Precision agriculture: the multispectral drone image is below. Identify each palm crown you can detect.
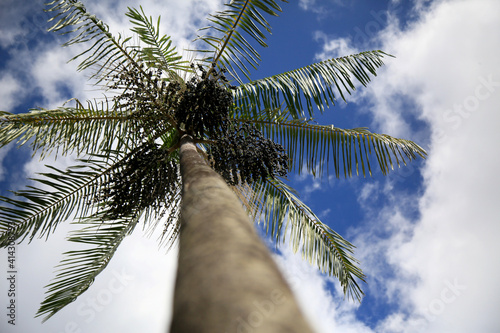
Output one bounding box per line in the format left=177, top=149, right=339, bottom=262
left=0, top=0, right=426, bottom=321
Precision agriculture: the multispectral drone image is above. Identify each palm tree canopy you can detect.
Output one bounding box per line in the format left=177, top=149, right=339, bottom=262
left=0, top=0, right=426, bottom=321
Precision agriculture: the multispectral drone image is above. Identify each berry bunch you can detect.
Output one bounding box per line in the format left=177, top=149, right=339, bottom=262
left=95, top=143, right=178, bottom=218
left=173, top=65, right=232, bottom=138
left=110, top=65, right=173, bottom=136
left=111, top=65, right=166, bottom=113
left=209, top=123, right=289, bottom=185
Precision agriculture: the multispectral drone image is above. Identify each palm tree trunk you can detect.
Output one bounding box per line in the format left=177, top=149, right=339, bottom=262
left=169, top=134, right=314, bottom=333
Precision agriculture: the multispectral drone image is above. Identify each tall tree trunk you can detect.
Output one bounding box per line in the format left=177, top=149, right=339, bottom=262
left=169, top=134, right=314, bottom=333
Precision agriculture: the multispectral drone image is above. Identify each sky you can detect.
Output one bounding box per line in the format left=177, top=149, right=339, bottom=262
left=1, top=0, right=499, bottom=332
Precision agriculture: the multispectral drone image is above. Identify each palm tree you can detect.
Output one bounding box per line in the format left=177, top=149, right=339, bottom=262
left=0, top=0, right=426, bottom=332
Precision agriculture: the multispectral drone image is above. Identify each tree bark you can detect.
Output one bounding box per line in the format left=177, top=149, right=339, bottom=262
left=169, top=134, right=314, bottom=333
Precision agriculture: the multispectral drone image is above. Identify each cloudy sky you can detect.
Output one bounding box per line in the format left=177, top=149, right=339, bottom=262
left=1, top=0, right=500, bottom=332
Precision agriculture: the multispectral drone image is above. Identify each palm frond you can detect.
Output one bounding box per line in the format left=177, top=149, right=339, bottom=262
left=239, top=178, right=365, bottom=301
left=46, top=0, right=141, bottom=82
left=125, top=6, right=190, bottom=77
left=0, top=101, right=143, bottom=159
left=0, top=155, right=117, bottom=247
left=240, top=118, right=426, bottom=178
left=233, top=50, right=391, bottom=118
left=36, top=212, right=140, bottom=321
left=196, top=0, right=286, bottom=81
left=32, top=146, right=183, bottom=320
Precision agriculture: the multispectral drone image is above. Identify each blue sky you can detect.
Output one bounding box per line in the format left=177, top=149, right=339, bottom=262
left=1, top=0, right=500, bottom=332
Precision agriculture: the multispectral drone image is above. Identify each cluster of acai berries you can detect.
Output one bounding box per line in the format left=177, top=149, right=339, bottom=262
left=95, top=143, right=178, bottom=219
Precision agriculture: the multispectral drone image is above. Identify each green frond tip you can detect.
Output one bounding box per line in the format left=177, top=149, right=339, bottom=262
left=0, top=102, right=141, bottom=159
left=237, top=118, right=426, bottom=179
left=233, top=50, right=391, bottom=119
left=0, top=160, right=109, bottom=247
left=45, top=0, right=142, bottom=82
left=0, top=148, right=146, bottom=246
left=125, top=6, right=190, bottom=76
left=241, top=178, right=366, bottom=301
left=36, top=213, right=139, bottom=321
left=196, top=0, right=287, bottom=82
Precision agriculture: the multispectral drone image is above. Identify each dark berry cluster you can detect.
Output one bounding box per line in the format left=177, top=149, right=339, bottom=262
left=111, top=65, right=166, bottom=113
left=95, top=143, right=178, bottom=218
left=208, top=123, right=289, bottom=185
left=109, top=65, right=174, bottom=137
left=173, top=64, right=232, bottom=138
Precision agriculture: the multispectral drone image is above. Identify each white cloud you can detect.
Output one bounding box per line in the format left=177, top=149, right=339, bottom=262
left=0, top=146, right=12, bottom=182
left=31, top=46, right=89, bottom=107
left=0, top=73, right=21, bottom=111
left=293, top=165, right=326, bottom=198
left=313, top=32, right=359, bottom=60
left=357, top=181, right=380, bottom=204
left=299, top=0, right=348, bottom=13
left=83, top=0, right=224, bottom=55
left=318, top=208, right=331, bottom=219
left=0, top=221, right=178, bottom=332
left=309, top=0, right=500, bottom=332
left=299, top=0, right=319, bottom=11
left=351, top=0, right=499, bottom=332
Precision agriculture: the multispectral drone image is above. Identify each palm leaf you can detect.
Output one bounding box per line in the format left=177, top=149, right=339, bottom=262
left=125, top=6, right=190, bottom=77
left=36, top=212, right=140, bottom=321
left=33, top=147, right=182, bottom=320
left=1, top=145, right=181, bottom=320
left=0, top=101, right=143, bottom=159
left=238, top=178, right=365, bottom=301
left=0, top=155, right=118, bottom=246
left=45, top=0, right=186, bottom=119
left=233, top=50, right=391, bottom=118
left=46, top=0, right=142, bottom=82
left=242, top=118, right=427, bottom=178
left=196, top=0, right=286, bottom=81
